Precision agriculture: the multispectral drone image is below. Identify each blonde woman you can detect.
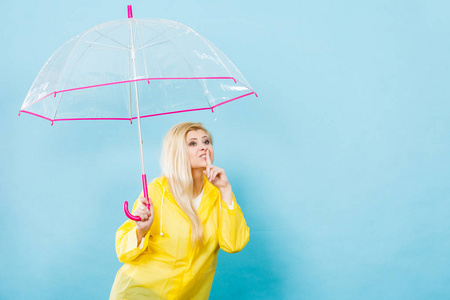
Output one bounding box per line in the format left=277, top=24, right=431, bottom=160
left=110, top=122, right=250, bottom=299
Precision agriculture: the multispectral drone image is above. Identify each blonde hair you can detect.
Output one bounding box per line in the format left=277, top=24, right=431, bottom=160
left=160, top=122, right=213, bottom=244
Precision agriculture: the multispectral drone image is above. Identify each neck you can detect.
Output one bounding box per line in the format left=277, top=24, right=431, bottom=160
left=192, top=168, right=204, bottom=197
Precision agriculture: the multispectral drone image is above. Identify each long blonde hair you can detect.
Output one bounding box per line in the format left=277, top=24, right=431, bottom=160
left=160, top=122, right=213, bottom=244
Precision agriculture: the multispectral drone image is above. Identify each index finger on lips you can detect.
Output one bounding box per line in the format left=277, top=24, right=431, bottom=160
left=206, top=149, right=212, bottom=167
left=206, top=149, right=212, bottom=179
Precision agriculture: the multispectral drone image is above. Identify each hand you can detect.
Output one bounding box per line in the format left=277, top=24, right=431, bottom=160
left=135, top=196, right=154, bottom=235
left=203, top=149, right=230, bottom=189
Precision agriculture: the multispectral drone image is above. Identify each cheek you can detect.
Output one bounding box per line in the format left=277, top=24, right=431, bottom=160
left=188, top=148, right=197, bottom=163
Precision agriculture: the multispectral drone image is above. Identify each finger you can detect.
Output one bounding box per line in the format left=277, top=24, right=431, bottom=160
left=140, top=197, right=148, bottom=206
left=140, top=196, right=152, bottom=210
left=137, top=205, right=149, bottom=219
left=206, top=150, right=212, bottom=178
left=207, top=168, right=213, bottom=181
left=210, top=169, right=218, bottom=181
left=206, top=149, right=212, bottom=167
left=209, top=166, right=220, bottom=180
left=203, top=170, right=210, bottom=182
left=142, top=209, right=149, bottom=221
left=136, top=210, right=146, bottom=222
left=148, top=204, right=154, bottom=218
left=216, top=167, right=224, bottom=175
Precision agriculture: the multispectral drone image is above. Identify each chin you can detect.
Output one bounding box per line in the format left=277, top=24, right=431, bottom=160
left=192, top=164, right=207, bottom=170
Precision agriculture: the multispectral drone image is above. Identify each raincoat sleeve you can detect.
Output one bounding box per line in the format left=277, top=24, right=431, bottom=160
left=218, top=193, right=250, bottom=253
left=115, top=194, right=151, bottom=263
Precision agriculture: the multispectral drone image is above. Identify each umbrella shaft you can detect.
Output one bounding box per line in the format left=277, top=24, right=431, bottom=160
left=134, top=81, right=145, bottom=175
left=129, top=19, right=146, bottom=176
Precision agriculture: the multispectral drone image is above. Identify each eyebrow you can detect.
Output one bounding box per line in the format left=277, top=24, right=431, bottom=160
left=187, top=136, right=209, bottom=142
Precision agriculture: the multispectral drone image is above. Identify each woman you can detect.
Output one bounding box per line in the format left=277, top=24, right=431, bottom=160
left=110, top=122, right=250, bottom=299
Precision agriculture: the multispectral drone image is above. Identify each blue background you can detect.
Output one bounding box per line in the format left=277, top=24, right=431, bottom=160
left=2, top=0, right=450, bottom=299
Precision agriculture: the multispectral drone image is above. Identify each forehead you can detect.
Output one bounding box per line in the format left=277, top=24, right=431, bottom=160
left=186, top=129, right=208, bottom=140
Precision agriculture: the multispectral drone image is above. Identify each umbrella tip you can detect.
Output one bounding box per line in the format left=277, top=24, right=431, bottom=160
left=127, top=5, right=133, bottom=18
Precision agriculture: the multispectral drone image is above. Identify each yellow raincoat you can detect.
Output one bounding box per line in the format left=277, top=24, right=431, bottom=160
left=110, top=176, right=250, bottom=299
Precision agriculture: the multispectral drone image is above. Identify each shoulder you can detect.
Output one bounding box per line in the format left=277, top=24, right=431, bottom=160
left=149, top=175, right=167, bottom=189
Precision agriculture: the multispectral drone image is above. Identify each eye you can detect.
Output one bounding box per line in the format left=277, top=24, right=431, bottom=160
left=188, top=141, right=197, bottom=146
left=204, top=140, right=210, bottom=145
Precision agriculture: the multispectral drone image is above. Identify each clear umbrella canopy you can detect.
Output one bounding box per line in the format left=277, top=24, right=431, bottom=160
left=20, top=18, right=256, bottom=122
left=19, top=6, right=257, bottom=220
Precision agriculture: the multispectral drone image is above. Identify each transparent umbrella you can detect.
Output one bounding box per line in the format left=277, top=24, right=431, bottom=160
left=19, top=5, right=257, bottom=220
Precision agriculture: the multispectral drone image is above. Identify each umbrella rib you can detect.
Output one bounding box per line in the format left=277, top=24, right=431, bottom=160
left=135, top=19, right=170, bottom=117
left=52, top=91, right=64, bottom=121
left=82, top=41, right=129, bottom=51
left=57, top=23, right=128, bottom=103
left=191, top=29, right=234, bottom=78
left=162, top=31, right=213, bottom=111
left=136, top=32, right=189, bottom=51
left=41, top=23, right=129, bottom=121
left=136, top=24, right=174, bottom=50
left=24, top=22, right=128, bottom=112
left=233, top=78, right=256, bottom=94
left=136, top=20, right=150, bottom=79
left=135, top=23, right=172, bottom=104
left=92, top=29, right=130, bottom=50
left=52, top=32, right=91, bottom=102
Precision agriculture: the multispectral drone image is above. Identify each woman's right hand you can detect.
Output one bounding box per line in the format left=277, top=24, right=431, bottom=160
left=135, top=197, right=154, bottom=236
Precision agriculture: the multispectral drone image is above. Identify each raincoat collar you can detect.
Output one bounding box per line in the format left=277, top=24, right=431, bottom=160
left=155, top=175, right=218, bottom=221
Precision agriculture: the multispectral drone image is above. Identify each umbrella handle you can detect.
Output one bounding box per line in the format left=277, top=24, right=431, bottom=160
left=124, top=174, right=152, bottom=221
left=124, top=201, right=141, bottom=221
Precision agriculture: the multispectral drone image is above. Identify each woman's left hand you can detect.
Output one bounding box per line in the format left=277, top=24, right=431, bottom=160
left=203, top=149, right=230, bottom=189
left=204, top=149, right=234, bottom=207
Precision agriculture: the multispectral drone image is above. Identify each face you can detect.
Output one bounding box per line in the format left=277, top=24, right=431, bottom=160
left=186, top=129, right=214, bottom=169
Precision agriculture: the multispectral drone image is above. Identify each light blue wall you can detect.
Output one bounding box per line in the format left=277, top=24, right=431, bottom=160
left=2, top=1, right=450, bottom=299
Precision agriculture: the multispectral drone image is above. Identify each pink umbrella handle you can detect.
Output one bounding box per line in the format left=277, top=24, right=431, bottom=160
left=124, top=174, right=151, bottom=221
left=124, top=201, right=141, bottom=221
